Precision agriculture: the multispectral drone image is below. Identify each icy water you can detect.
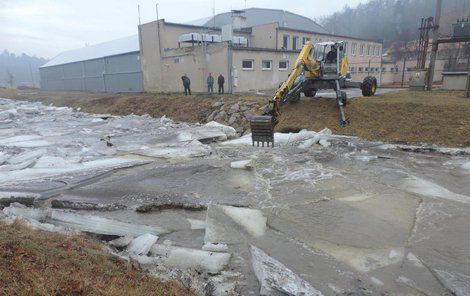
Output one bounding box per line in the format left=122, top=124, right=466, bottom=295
left=1, top=98, right=470, bottom=295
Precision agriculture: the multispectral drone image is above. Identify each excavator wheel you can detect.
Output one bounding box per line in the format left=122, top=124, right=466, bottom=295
left=361, top=76, right=377, bottom=96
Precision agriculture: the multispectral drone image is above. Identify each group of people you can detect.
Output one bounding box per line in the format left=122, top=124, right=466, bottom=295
left=180, top=73, right=225, bottom=95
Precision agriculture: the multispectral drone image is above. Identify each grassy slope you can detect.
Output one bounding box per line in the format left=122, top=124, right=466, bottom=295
left=0, top=88, right=469, bottom=147
left=277, top=90, right=470, bottom=147
left=0, top=222, right=193, bottom=296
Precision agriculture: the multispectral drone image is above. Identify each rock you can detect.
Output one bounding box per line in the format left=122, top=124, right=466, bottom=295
left=239, top=105, right=249, bottom=112
left=228, top=103, right=239, bottom=114
left=227, top=114, right=238, bottom=125
left=207, top=110, right=218, bottom=122
left=149, top=244, right=231, bottom=274
left=51, top=200, right=126, bottom=211
left=230, top=159, right=253, bottom=170
left=214, top=110, right=227, bottom=121
left=251, top=245, right=323, bottom=296
left=128, top=233, right=159, bottom=256
left=108, top=236, right=133, bottom=248
left=212, top=102, right=223, bottom=108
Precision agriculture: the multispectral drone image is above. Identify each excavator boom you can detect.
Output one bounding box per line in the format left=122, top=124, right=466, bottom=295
left=250, top=43, right=316, bottom=147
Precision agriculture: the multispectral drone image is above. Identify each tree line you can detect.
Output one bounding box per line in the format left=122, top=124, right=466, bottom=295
left=0, top=50, right=48, bottom=88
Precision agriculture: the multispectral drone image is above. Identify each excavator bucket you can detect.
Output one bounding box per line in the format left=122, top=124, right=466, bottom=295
left=250, top=116, right=275, bottom=147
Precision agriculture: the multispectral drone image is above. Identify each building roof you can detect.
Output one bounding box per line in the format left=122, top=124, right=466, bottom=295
left=192, top=8, right=329, bottom=34
left=41, top=35, right=139, bottom=68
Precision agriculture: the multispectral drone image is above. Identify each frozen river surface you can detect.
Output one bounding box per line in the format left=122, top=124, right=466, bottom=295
left=1, top=98, right=470, bottom=295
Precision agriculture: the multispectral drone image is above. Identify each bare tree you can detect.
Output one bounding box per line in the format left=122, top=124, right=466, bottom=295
left=5, top=70, right=14, bottom=88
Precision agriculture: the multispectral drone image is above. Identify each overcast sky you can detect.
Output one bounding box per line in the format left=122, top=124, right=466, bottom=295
left=0, top=0, right=367, bottom=58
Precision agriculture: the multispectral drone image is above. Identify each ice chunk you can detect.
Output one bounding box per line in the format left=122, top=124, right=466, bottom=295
left=230, top=159, right=253, bottom=170
left=319, top=138, right=331, bottom=148
left=434, top=269, right=470, bottom=296
left=187, top=218, right=206, bottom=230
left=462, top=162, right=470, bottom=172
left=338, top=194, right=373, bottom=202
left=121, top=140, right=211, bottom=159
left=204, top=121, right=237, bottom=139
left=6, top=149, right=47, bottom=164
left=313, top=240, right=404, bottom=272
left=2, top=204, right=166, bottom=236
left=49, top=211, right=165, bottom=237
left=402, top=176, right=470, bottom=204
left=0, top=158, right=37, bottom=171
left=3, top=203, right=49, bottom=221
left=370, top=277, right=384, bottom=286
left=202, top=243, right=228, bottom=252
left=108, top=236, right=133, bottom=248
left=251, top=245, right=323, bottom=296
left=150, top=244, right=230, bottom=274
left=220, top=205, right=266, bottom=238
left=127, top=233, right=159, bottom=256
left=406, top=252, right=424, bottom=268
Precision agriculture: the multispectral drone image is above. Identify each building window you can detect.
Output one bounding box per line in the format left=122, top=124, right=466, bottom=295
left=302, top=37, right=311, bottom=45
left=282, top=35, right=289, bottom=50
left=406, top=67, right=413, bottom=72
left=367, top=45, right=372, bottom=56
left=358, top=67, right=363, bottom=72
left=365, top=67, right=369, bottom=72
left=382, top=67, right=386, bottom=72
left=375, top=46, right=380, bottom=56
left=261, top=60, right=272, bottom=70
left=174, top=58, right=180, bottom=63
left=350, top=66, right=356, bottom=73
left=375, top=67, right=379, bottom=72
left=293, top=36, right=299, bottom=50
left=351, top=43, right=357, bottom=56
left=390, top=67, right=395, bottom=72
left=242, top=59, right=254, bottom=70
left=343, top=42, right=348, bottom=55
left=279, top=60, right=289, bottom=71
left=359, top=44, right=365, bottom=56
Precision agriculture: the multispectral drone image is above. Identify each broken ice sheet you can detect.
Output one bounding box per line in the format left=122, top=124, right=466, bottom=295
left=251, top=245, right=323, bottom=296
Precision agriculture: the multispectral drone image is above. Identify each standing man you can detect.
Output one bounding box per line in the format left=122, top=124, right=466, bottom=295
left=181, top=74, right=191, bottom=95
left=207, top=73, right=214, bottom=93
left=217, top=73, right=225, bottom=94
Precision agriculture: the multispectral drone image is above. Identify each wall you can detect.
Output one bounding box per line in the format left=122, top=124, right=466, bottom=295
left=442, top=72, right=469, bottom=90
left=250, top=23, right=278, bottom=49
left=232, top=48, right=298, bottom=91
left=40, top=52, right=143, bottom=92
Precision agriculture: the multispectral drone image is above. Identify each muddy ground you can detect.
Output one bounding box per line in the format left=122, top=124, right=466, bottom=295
left=1, top=88, right=469, bottom=147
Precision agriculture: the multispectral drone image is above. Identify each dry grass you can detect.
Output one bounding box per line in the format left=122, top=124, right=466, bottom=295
left=1, top=88, right=469, bottom=147
left=277, top=90, right=470, bottom=147
left=0, top=221, right=194, bottom=296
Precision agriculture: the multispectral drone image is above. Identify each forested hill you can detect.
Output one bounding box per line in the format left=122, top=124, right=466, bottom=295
left=319, top=0, right=470, bottom=47
left=0, top=50, right=48, bottom=88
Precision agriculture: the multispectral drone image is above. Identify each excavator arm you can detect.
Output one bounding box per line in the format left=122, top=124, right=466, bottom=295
left=250, top=42, right=318, bottom=147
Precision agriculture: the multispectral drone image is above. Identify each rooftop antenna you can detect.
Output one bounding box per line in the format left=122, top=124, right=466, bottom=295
left=138, top=4, right=141, bottom=25
left=156, top=3, right=159, bottom=20
left=213, top=0, right=215, bottom=28
left=245, top=0, right=247, bottom=9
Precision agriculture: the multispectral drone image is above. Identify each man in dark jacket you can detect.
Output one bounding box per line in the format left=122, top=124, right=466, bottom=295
left=181, top=74, right=191, bottom=95
left=207, top=73, right=214, bottom=93
left=217, top=74, right=225, bottom=94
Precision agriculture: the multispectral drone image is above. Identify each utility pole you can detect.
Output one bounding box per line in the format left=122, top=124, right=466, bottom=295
left=427, top=0, right=442, bottom=91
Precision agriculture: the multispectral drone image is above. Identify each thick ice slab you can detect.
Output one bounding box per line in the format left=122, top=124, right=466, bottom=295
left=251, top=245, right=323, bottom=296
left=149, top=244, right=231, bottom=274
left=127, top=233, right=159, bottom=256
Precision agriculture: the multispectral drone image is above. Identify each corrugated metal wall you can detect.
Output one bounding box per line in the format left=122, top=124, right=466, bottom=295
left=39, top=52, right=143, bottom=93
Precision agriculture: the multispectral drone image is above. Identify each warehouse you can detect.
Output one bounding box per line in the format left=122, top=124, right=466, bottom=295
left=39, top=35, right=143, bottom=93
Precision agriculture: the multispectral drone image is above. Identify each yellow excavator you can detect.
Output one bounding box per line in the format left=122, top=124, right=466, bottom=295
left=250, top=41, right=377, bottom=147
